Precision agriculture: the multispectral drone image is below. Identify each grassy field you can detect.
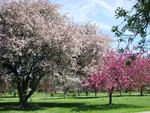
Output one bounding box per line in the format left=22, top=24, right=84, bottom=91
left=0, top=92, right=150, bottom=113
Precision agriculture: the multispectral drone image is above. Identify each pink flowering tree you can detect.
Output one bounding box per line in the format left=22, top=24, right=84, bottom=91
left=83, top=49, right=150, bottom=104
left=82, top=51, right=125, bottom=103
left=129, top=54, right=150, bottom=95
left=83, top=72, right=101, bottom=97
left=81, top=78, right=90, bottom=96
left=100, top=51, right=123, bottom=104
left=100, top=51, right=150, bottom=104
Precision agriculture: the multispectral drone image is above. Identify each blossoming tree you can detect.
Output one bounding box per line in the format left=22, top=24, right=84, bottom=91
left=0, top=0, right=109, bottom=106
left=82, top=50, right=150, bottom=104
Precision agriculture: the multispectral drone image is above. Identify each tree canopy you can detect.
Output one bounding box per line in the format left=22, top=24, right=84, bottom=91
left=0, top=0, right=109, bottom=106
left=112, top=0, right=150, bottom=51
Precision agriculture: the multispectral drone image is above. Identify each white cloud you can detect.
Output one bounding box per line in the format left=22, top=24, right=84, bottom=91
left=53, top=0, right=134, bottom=33
left=116, top=0, right=124, bottom=7
left=77, top=2, right=95, bottom=21
left=76, top=1, right=112, bottom=31
left=88, top=0, right=134, bottom=15
left=90, top=0, right=114, bottom=13
left=97, top=22, right=111, bottom=31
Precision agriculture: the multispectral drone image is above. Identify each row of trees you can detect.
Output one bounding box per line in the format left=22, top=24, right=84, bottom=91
left=0, top=0, right=109, bottom=106
left=82, top=50, right=150, bottom=104
left=1, top=0, right=149, bottom=108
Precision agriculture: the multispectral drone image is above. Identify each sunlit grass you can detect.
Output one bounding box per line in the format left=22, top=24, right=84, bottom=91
left=0, top=92, right=150, bottom=113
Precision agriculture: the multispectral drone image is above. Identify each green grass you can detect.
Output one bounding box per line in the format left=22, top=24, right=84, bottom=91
left=0, top=92, right=150, bottom=113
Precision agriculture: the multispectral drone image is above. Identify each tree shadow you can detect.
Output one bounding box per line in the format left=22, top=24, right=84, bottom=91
left=73, top=94, right=150, bottom=99
left=0, top=102, right=44, bottom=111
left=0, top=102, right=142, bottom=112
left=38, top=97, right=64, bottom=100
left=0, top=96, right=18, bottom=98
left=71, top=103, right=142, bottom=112
left=74, top=96, right=103, bottom=99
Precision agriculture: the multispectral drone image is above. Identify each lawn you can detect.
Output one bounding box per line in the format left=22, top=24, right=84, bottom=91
left=0, top=93, right=150, bottom=113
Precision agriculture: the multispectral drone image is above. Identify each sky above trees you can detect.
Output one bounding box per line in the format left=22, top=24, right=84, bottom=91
left=51, top=0, right=135, bottom=34
left=51, top=0, right=135, bottom=49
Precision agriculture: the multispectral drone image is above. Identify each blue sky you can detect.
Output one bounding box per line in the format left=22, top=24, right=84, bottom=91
left=51, top=0, right=135, bottom=49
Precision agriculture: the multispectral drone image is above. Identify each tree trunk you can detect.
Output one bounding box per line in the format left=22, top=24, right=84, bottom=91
left=3, top=62, right=43, bottom=107
left=77, top=89, right=80, bottom=96
left=50, top=92, right=54, bottom=97
left=119, top=90, right=122, bottom=96
left=64, top=91, right=67, bottom=98
left=17, top=85, right=28, bottom=107
left=140, top=89, right=143, bottom=96
left=109, top=92, right=112, bottom=105
left=94, top=91, right=97, bottom=97
left=19, top=97, right=28, bottom=107
left=14, top=92, right=16, bottom=97
left=17, top=77, right=38, bottom=107
left=17, top=79, right=27, bottom=106
left=129, top=91, right=131, bottom=95
left=85, top=91, right=89, bottom=96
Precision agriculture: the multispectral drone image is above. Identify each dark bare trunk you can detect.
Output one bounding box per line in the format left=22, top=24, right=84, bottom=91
left=17, top=76, right=39, bottom=107
left=119, top=90, right=122, bottom=96
left=64, top=87, right=69, bottom=99
left=85, top=91, right=89, bottom=96
left=64, top=91, right=67, bottom=98
left=17, top=81, right=27, bottom=107
left=50, top=92, right=54, bottom=97
left=140, top=89, right=143, bottom=96
left=77, top=89, right=80, bottom=96
left=129, top=91, right=131, bottom=95
left=3, top=61, right=43, bottom=107
left=94, top=91, right=97, bottom=97
left=109, top=92, right=112, bottom=105
left=19, top=98, right=28, bottom=107
left=14, top=92, right=16, bottom=97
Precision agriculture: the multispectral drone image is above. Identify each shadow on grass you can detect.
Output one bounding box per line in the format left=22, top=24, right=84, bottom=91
left=0, top=102, right=142, bottom=112
left=71, top=103, right=142, bottom=112
left=38, top=97, right=64, bottom=100
left=0, top=96, right=18, bottom=99
left=73, top=94, right=150, bottom=99
left=74, top=96, right=103, bottom=99
left=0, top=102, right=44, bottom=111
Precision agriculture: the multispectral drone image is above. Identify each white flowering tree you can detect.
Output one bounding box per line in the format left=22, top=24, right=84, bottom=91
left=0, top=0, right=73, bottom=106
left=0, top=0, right=110, bottom=106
